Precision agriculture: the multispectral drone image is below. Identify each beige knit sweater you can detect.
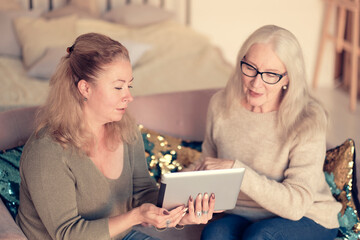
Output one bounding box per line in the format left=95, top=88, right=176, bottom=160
left=201, top=90, right=341, bottom=229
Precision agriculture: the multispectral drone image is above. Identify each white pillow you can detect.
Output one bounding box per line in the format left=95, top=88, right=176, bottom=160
left=27, top=41, right=151, bottom=79
left=102, top=4, right=174, bottom=27
left=27, top=46, right=65, bottom=79
left=120, top=40, right=152, bottom=66
left=14, top=15, right=77, bottom=68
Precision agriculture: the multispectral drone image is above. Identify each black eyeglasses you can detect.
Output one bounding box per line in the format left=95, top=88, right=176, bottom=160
left=240, top=61, right=287, bottom=85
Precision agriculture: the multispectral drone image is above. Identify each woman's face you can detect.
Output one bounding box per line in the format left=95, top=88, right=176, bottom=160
left=241, top=43, right=288, bottom=113
left=84, top=59, right=134, bottom=126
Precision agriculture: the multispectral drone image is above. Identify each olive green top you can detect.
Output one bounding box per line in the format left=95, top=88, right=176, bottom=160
left=16, top=129, right=158, bottom=240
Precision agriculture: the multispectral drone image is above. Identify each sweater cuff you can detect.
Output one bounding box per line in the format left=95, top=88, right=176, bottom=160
left=232, top=159, right=244, bottom=169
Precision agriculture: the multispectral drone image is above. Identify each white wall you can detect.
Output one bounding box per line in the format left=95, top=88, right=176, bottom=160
left=190, top=0, right=336, bottom=88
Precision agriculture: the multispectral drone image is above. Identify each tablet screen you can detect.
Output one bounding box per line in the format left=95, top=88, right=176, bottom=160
left=157, top=168, right=245, bottom=211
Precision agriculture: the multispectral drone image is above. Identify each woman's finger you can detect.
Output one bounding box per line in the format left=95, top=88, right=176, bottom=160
left=195, top=193, right=203, bottom=221
left=168, top=205, right=185, bottom=227
left=159, top=205, right=187, bottom=228
left=187, top=195, right=195, bottom=219
left=194, top=161, right=204, bottom=171
left=202, top=192, right=210, bottom=220
left=208, top=193, right=216, bottom=219
left=170, top=206, right=187, bottom=227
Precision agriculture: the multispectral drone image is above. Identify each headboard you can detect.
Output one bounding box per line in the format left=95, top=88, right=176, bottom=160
left=23, top=0, right=191, bottom=25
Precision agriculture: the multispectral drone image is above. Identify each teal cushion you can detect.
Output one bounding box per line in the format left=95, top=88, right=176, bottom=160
left=0, top=146, right=23, bottom=219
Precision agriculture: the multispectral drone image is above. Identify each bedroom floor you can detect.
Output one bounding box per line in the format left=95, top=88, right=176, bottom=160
left=310, top=86, right=360, bottom=160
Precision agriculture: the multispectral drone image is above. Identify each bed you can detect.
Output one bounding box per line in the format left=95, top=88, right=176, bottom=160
left=0, top=0, right=233, bottom=112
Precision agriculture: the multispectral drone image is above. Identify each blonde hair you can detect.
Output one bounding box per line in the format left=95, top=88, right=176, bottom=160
left=224, top=25, right=327, bottom=138
left=36, top=33, right=138, bottom=154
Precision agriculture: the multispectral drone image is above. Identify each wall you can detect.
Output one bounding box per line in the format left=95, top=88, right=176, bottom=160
left=190, top=0, right=336, bottom=88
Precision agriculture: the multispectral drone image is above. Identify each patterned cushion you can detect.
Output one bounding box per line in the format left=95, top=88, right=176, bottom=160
left=139, top=125, right=201, bottom=183
left=324, top=139, right=360, bottom=239
left=0, top=146, right=23, bottom=219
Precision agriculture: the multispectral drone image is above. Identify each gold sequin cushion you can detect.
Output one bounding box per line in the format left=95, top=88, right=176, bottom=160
left=323, top=139, right=360, bottom=239
left=139, top=125, right=201, bottom=183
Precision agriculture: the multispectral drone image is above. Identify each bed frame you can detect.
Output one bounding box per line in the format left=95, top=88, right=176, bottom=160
left=26, top=0, right=191, bottom=25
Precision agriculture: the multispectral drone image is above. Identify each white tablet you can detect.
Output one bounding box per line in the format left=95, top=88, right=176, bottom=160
left=157, top=168, right=245, bottom=211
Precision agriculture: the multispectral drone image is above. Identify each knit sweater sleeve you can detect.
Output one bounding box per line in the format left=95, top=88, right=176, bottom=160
left=18, top=135, right=110, bottom=240
left=233, top=123, right=330, bottom=221
left=131, top=130, right=159, bottom=207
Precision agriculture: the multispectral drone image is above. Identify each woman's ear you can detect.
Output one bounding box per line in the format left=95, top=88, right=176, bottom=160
left=77, top=79, right=91, bottom=99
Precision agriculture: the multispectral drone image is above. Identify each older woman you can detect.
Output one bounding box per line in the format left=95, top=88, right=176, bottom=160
left=16, top=33, right=215, bottom=240
left=193, top=25, right=341, bottom=239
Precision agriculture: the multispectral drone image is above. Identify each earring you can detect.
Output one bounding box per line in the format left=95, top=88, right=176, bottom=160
left=282, top=85, right=287, bottom=90
left=84, top=97, right=88, bottom=101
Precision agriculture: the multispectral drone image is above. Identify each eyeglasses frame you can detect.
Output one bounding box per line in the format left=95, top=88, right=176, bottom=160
left=240, top=61, right=287, bottom=85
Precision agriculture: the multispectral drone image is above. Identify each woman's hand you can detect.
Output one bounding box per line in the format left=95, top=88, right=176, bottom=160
left=179, top=192, right=216, bottom=225
left=195, top=157, right=235, bottom=171
left=137, top=203, right=186, bottom=229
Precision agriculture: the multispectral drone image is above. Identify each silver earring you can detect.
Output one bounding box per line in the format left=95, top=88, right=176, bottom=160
left=84, top=97, right=87, bottom=101
left=282, top=85, right=287, bottom=90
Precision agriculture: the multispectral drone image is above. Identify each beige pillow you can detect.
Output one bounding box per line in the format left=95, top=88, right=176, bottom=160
left=27, top=41, right=151, bottom=79
left=70, top=0, right=100, bottom=17
left=42, top=5, right=98, bottom=19
left=102, top=4, right=174, bottom=27
left=0, top=9, right=42, bottom=57
left=14, top=15, right=77, bottom=68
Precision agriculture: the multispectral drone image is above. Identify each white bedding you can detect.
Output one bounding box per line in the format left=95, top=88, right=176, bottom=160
left=0, top=18, right=233, bottom=111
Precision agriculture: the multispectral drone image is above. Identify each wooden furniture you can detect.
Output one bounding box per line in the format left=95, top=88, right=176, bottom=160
left=313, top=0, right=359, bottom=112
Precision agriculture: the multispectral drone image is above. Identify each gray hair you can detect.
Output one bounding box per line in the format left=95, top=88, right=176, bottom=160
left=224, top=25, right=327, bottom=138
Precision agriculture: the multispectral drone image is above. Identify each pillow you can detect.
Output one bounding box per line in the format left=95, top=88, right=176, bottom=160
left=14, top=15, right=77, bottom=68
left=27, top=40, right=151, bottom=79
left=0, top=0, right=23, bottom=11
left=42, top=0, right=100, bottom=19
left=70, top=0, right=100, bottom=17
left=0, top=146, right=23, bottom=219
left=102, top=4, right=174, bottom=27
left=120, top=40, right=152, bottom=67
left=27, top=46, right=66, bottom=79
left=42, top=5, right=98, bottom=19
left=139, top=125, right=201, bottom=183
left=324, top=139, right=360, bottom=239
left=0, top=10, right=42, bottom=57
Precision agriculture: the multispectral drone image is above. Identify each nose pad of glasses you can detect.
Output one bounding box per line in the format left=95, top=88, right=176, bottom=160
left=251, top=73, right=263, bottom=86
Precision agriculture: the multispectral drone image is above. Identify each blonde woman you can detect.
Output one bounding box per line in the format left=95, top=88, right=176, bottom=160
left=16, top=33, right=215, bottom=240
left=193, top=25, right=341, bottom=239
